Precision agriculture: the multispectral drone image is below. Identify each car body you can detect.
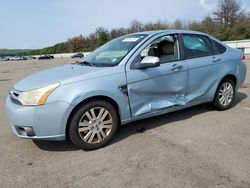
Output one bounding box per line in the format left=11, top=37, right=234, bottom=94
left=5, top=30, right=247, bottom=149
left=9, top=56, right=21, bottom=61
left=30, top=56, right=36, bottom=59
left=20, top=56, right=28, bottom=61
left=3, top=56, right=10, bottom=61
left=71, top=53, right=84, bottom=58
left=38, top=55, right=54, bottom=60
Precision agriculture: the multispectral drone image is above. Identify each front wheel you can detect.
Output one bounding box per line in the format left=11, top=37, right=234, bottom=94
left=69, top=100, right=118, bottom=150
left=213, top=78, right=236, bottom=110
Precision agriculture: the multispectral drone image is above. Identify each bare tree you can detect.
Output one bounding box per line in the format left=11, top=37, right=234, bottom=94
left=110, top=28, right=127, bottom=39
left=67, top=35, right=85, bottom=52
left=201, top=16, right=217, bottom=33
left=128, top=20, right=144, bottom=33
left=171, top=19, right=187, bottom=29
left=214, top=0, right=241, bottom=26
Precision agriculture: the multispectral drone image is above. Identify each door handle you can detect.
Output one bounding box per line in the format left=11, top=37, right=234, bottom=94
left=171, top=64, right=183, bottom=71
left=212, top=58, right=221, bottom=63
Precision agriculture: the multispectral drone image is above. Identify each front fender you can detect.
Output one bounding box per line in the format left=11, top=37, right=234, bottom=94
left=70, top=89, right=130, bottom=122
left=47, top=73, right=131, bottom=123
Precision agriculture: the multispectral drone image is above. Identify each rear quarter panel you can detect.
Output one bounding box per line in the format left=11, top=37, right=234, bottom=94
left=223, top=47, right=246, bottom=89
left=185, top=43, right=245, bottom=104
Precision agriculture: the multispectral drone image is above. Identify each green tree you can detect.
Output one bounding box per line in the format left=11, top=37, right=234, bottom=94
left=144, top=20, right=168, bottom=30
left=95, top=27, right=110, bottom=47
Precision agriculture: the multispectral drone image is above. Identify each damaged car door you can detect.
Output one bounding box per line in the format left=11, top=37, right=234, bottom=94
left=181, top=34, right=222, bottom=102
left=126, top=34, right=188, bottom=117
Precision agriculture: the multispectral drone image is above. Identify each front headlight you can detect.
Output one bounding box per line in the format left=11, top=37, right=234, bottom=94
left=18, top=82, right=60, bottom=106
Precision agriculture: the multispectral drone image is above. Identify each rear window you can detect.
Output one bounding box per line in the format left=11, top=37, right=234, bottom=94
left=182, top=34, right=214, bottom=59
left=212, top=40, right=226, bottom=55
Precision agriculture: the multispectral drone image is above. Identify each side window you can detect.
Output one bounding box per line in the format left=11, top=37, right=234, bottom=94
left=182, top=34, right=214, bottom=59
left=134, top=34, right=180, bottom=64
left=211, top=39, right=226, bottom=55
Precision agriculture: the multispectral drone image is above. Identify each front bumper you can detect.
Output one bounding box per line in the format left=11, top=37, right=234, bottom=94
left=5, top=96, right=74, bottom=141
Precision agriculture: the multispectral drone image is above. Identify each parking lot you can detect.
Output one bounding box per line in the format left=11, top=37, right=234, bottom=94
left=0, top=57, right=249, bottom=188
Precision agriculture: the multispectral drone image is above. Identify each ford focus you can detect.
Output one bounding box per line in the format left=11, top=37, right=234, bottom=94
left=5, top=30, right=247, bottom=150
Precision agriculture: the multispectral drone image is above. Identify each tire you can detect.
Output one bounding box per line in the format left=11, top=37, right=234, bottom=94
left=213, top=78, right=236, bottom=110
left=69, top=100, right=118, bottom=150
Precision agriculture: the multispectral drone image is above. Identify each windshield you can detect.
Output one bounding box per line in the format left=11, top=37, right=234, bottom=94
left=80, top=34, right=147, bottom=67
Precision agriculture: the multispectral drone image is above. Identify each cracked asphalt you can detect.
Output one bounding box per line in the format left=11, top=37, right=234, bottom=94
left=0, top=57, right=249, bottom=188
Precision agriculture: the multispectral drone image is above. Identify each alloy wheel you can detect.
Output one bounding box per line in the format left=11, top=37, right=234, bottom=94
left=78, top=107, right=113, bottom=144
left=218, top=82, right=234, bottom=106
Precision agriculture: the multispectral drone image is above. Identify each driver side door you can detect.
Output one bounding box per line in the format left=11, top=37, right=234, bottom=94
left=126, top=34, right=188, bottom=117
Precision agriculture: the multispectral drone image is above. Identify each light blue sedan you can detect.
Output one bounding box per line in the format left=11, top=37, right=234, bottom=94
left=5, top=30, right=247, bottom=150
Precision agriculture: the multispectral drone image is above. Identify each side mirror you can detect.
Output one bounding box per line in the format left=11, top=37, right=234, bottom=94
left=133, top=56, right=160, bottom=69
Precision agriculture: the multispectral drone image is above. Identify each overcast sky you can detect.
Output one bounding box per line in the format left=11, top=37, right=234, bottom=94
left=0, top=0, right=250, bottom=49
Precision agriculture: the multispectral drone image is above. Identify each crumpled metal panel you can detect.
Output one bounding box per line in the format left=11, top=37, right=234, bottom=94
left=128, top=79, right=216, bottom=117
left=131, top=93, right=187, bottom=116
left=126, top=58, right=226, bottom=117
left=127, top=61, right=188, bottom=117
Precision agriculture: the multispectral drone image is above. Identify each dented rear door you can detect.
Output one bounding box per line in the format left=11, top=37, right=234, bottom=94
left=180, top=34, right=221, bottom=102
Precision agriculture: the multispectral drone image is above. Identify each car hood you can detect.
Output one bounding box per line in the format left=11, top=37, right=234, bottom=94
left=14, top=63, right=116, bottom=91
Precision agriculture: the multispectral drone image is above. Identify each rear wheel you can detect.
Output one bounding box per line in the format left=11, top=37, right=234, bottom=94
left=69, top=100, right=118, bottom=150
left=213, top=78, right=236, bottom=110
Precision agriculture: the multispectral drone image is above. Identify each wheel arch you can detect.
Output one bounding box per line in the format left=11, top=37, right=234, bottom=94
left=222, top=74, right=237, bottom=86
left=65, top=95, right=121, bottom=139
left=213, top=74, right=237, bottom=101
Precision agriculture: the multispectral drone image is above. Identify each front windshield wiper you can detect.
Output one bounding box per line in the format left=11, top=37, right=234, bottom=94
left=76, top=60, right=95, bottom=67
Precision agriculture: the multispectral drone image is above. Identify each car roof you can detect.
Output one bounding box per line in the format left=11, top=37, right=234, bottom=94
left=130, top=30, right=208, bottom=36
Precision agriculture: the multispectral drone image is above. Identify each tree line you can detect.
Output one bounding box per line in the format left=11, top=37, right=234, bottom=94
left=20, top=0, right=250, bottom=56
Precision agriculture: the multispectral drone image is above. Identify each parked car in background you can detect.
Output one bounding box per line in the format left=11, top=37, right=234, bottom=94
left=20, top=56, right=28, bottom=61
left=29, top=56, right=36, bottom=59
left=38, top=55, right=54, bottom=60
left=71, top=53, right=84, bottom=58
left=3, top=57, right=10, bottom=61
left=1, top=56, right=31, bottom=61
left=25, top=56, right=36, bottom=60
left=9, top=56, right=20, bottom=61
left=5, top=30, right=247, bottom=150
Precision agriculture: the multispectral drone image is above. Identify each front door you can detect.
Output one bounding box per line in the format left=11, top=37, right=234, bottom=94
left=126, top=34, right=188, bottom=117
